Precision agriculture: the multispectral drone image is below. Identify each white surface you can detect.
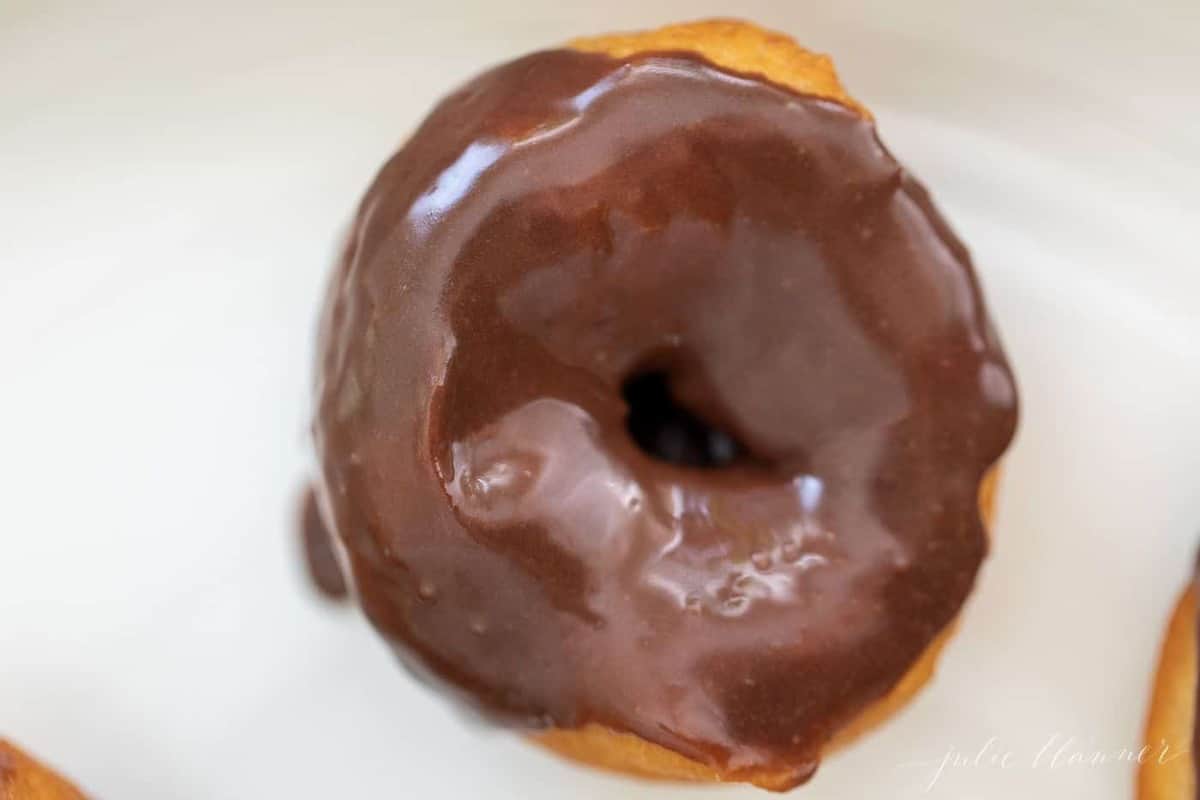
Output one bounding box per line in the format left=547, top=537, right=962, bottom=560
left=2, top=2, right=1199, bottom=798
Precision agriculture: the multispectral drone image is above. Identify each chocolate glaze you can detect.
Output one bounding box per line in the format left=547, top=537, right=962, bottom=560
left=312, top=48, right=1017, bottom=786
left=300, top=486, right=348, bottom=600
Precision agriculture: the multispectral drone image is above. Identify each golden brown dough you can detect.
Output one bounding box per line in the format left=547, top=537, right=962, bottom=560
left=1139, top=584, right=1196, bottom=799
left=568, top=19, right=870, bottom=119
left=0, top=740, right=86, bottom=800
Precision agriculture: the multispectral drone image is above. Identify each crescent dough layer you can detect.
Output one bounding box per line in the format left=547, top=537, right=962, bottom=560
left=1139, top=584, right=1196, bottom=799
left=0, top=740, right=86, bottom=800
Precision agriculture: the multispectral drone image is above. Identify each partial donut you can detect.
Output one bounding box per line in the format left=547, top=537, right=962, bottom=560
left=0, top=740, right=86, bottom=800
left=310, top=18, right=1018, bottom=791
left=1139, top=571, right=1196, bottom=799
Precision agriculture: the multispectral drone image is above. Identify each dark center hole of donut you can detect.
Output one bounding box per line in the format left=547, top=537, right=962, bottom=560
left=621, top=371, right=743, bottom=469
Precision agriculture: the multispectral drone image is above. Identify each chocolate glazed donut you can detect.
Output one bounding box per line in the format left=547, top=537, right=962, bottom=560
left=310, top=20, right=1018, bottom=791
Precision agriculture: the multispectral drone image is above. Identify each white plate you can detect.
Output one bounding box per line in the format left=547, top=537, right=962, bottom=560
left=2, top=2, right=1198, bottom=798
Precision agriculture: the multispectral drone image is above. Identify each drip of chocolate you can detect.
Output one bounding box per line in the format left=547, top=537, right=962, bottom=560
left=300, top=486, right=347, bottom=600
left=311, top=49, right=1018, bottom=786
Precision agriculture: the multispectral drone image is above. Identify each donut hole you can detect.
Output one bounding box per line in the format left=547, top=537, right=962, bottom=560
left=621, top=370, right=744, bottom=468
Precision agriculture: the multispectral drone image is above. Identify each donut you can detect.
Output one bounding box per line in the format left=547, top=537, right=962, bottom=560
left=308, top=18, right=1019, bottom=790
left=1139, top=562, right=1197, bottom=799
left=0, top=740, right=86, bottom=800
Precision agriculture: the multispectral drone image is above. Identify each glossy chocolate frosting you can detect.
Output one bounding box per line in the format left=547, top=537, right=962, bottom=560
left=299, top=486, right=348, bottom=600
left=312, top=48, right=1018, bottom=786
